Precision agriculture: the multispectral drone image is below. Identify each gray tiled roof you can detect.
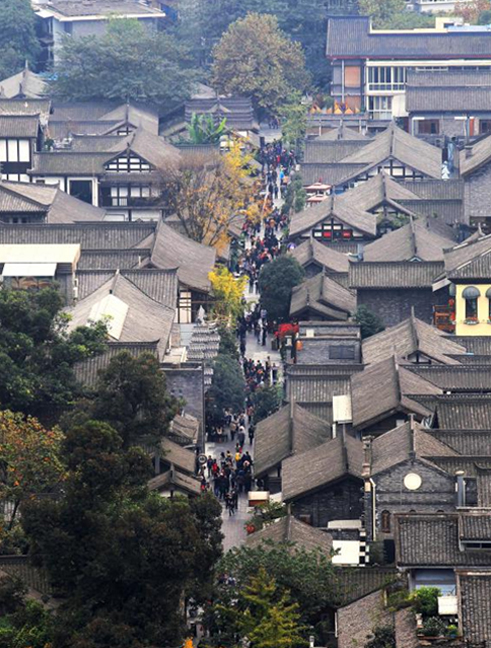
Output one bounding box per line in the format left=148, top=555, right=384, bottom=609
left=290, top=192, right=377, bottom=238
left=297, top=163, right=367, bottom=187
left=315, top=124, right=370, bottom=142
left=428, top=457, right=491, bottom=476
left=461, top=132, right=491, bottom=176
left=0, top=68, right=47, bottom=99
left=350, top=357, right=441, bottom=429
left=332, top=567, right=401, bottom=607
left=457, top=571, right=491, bottom=645
left=430, top=430, right=491, bottom=457
left=362, top=316, right=466, bottom=366
left=445, top=238, right=491, bottom=280
left=433, top=395, right=491, bottom=429
left=406, top=68, right=491, bottom=112
left=0, top=222, right=156, bottom=249
left=452, top=335, right=491, bottom=355
left=150, top=222, right=216, bottom=292
left=0, top=98, right=50, bottom=115
left=286, top=374, right=351, bottom=405
left=282, top=434, right=364, bottom=501
left=395, top=513, right=491, bottom=567
left=342, top=172, right=421, bottom=213
left=398, top=180, right=464, bottom=201
left=78, top=249, right=151, bottom=270
left=185, top=97, right=256, bottom=131
left=459, top=511, right=491, bottom=541
left=363, top=217, right=455, bottom=262
left=74, top=341, right=158, bottom=387
left=290, top=273, right=356, bottom=320
left=477, top=466, right=491, bottom=507
left=246, top=515, right=333, bottom=555
left=161, top=437, right=196, bottom=475
left=289, top=238, right=350, bottom=274
left=370, top=420, right=457, bottom=476
left=0, top=115, right=39, bottom=138
left=42, top=0, right=164, bottom=17
left=327, top=16, right=491, bottom=58
left=349, top=260, right=444, bottom=288
left=255, top=402, right=332, bottom=478
left=304, top=140, right=367, bottom=164
left=407, top=365, right=491, bottom=392
left=148, top=468, right=201, bottom=496
left=67, top=272, right=174, bottom=357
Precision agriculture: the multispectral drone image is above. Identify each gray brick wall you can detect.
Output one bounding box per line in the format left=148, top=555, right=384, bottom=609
left=337, top=590, right=393, bottom=648
left=292, top=477, right=364, bottom=527
left=163, top=364, right=204, bottom=448
left=357, top=288, right=436, bottom=327
left=464, top=160, right=491, bottom=223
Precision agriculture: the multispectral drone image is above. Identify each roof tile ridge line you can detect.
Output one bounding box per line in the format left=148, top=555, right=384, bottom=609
left=120, top=270, right=176, bottom=313
left=341, top=426, right=349, bottom=473
left=110, top=268, right=121, bottom=295
left=286, top=512, right=293, bottom=541
left=0, top=181, right=48, bottom=209
left=393, top=355, right=402, bottom=405
left=410, top=313, right=420, bottom=354
left=409, top=414, right=416, bottom=461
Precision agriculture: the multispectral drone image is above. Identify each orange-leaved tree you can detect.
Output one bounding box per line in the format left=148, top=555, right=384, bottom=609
left=0, top=410, right=65, bottom=530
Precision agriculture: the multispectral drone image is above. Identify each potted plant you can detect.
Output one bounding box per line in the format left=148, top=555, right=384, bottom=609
left=421, top=616, right=448, bottom=638
left=446, top=624, right=458, bottom=638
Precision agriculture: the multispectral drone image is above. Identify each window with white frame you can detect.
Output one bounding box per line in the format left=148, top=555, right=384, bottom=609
left=367, top=67, right=406, bottom=91
left=368, top=96, right=393, bottom=119
left=105, top=153, right=152, bottom=173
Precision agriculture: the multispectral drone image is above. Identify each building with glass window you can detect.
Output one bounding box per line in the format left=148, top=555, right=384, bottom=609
left=327, top=17, right=491, bottom=123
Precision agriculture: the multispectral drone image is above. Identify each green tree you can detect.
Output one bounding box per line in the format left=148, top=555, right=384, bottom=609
left=279, top=92, right=307, bottom=154
left=252, top=384, right=282, bottom=423
left=205, top=544, right=337, bottom=646
left=53, top=19, right=195, bottom=109
left=365, top=626, right=396, bottom=648
left=21, top=419, right=223, bottom=647
left=258, top=256, right=305, bottom=322
left=0, top=411, right=65, bottom=530
left=359, top=0, right=433, bottom=28
left=0, top=0, right=40, bottom=80
left=206, top=353, right=245, bottom=423
left=88, top=351, right=180, bottom=449
left=187, top=113, right=228, bottom=144
left=354, top=305, right=385, bottom=339
left=211, top=13, right=310, bottom=115
left=0, top=287, right=106, bottom=422
left=283, top=175, right=307, bottom=216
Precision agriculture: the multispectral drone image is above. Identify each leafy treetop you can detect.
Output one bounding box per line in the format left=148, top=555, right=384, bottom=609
left=211, top=13, right=310, bottom=115
left=0, top=0, right=39, bottom=80
left=258, top=255, right=305, bottom=323
left=52, top=18, right=196, bottom=109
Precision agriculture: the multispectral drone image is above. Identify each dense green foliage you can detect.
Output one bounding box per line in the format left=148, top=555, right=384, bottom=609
left=21, top=419, right=223, bottom=647
left=207, top=353, right=246, bottom=422
left=258, top=255, right=305, bottom=322
left=0, top=0, right=39, bottom=79
left=0, top=579, right=53, bottom=648
left=410, top=587, right=440, bottom=618
left=177, top=0, right=356, bottom=87
left=354, top=305, right=385, bottom=339
left=358, top=0, right=434, bottom=28
left=53, top=19, right=195, bottom=109
left=206, top=544, right=337, bottom=645
left=187, top=113, right=228, bottom=144
left=283, top=175, right=307, bottom=215
left=0, top=287, right=106, bottom=422
left=365, top=625, right=396, bottom=648
left=252, top=384, right=282, bottom=423
left=279, top=92, right=308, bottom=153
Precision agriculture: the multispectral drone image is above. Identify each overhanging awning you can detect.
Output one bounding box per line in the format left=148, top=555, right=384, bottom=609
left=2, top=262, right=57, bottom=277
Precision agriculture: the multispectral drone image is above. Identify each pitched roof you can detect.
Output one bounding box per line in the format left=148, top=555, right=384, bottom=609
left=286, top=373, right=352, bottom=405
left=342, top=172, right=421, bottom=213
left=0, top=222, right=156, bottom=249
left=362, top=316, right=466, bottom=366
left=459, top=511, right=491, bottom=541
left=370, top=420, right=457, bottom=476
left=406, top=69, right=491, bottom=112
left=254, top=402, right=332, bottom=477
left=40, top=0, right=165, bottom=18
left=282, top=434, right=364, bottom=501
left=298, top=162, right=367, bottom=187
left=290, top=273, right=356, bottom=320
left=246, top=515, right=333, bottom=554
left=150, top=222, right=216, bottom=292
left=30, top=151, right=111, bottom=175
left=148, top=467, right=201, bottom=496
left=395, top=513, right=491, bottom=567
left=289, top=238, right=349, bottom=274
left=349, top=260, right=444, bottom=289
left=363, top=218, right=455, bottom=262
left=430, top=430, right=491, bottom=457
left=407, top=364, right=491, bottom=392
left=444, top=233, right=491, bottom=280
left=304, top=140, right=367, bottom=164
left=460, top=132, right=491, bottom=176
left=184, top=96, right=256, bottom=131
left=289, top=192, right=377, bottom=238
left=339, top=123, right=442, bottom=180
left=433, top=395, right=491, bottom=429
left=457, top=571, right=491, bottom=645
left=350, top=357, right=441, bottom=429
left=327, top=16, right=491, bottom=58
left=109, top=128, right=181, bottom=169
left=78, top=249, right=151, bottom=271
left=331, top=567, right=401, bottom=608
left=160, top=437, right=196, bottom=475
left=0, top=98, right=50, bottom=116
left=315, top=124, right=370, bottom=142
left=0, top=68, right=48, bottom=99
left=74, top=341, right=159, bottom=387
left=0, top=181, right=105, bottom=222
left=477, top=466, right=491, bottom=507
left=0, top=115, right=39, bottom=138
left=452, top=335, right=491, bottom=356
left=67, top=272, right=174, bottom=356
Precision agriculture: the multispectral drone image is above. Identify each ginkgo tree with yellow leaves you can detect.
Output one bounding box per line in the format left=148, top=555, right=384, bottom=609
left=209, top=266, right=247, bottom=324
left=160, top=140, right=263, bottom=252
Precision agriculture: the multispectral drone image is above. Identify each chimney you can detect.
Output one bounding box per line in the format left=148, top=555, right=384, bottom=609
left=362, top=436, right=372, bottom=478
left=465, top=144, right=473, bottom=159
left=455, top=470, right=466, bottom=507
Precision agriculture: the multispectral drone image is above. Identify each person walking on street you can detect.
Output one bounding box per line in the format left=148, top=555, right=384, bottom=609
left=238, top=425, right=246, bottom=450
left=248, top=423, right=255, bottom=445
